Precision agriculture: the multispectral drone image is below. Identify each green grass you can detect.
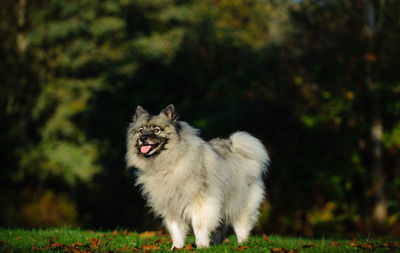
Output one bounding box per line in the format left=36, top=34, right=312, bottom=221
left=0, top=228, right=398, bottom=252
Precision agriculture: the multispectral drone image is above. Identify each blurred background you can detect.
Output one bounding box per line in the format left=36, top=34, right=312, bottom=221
left=1, top=0, right=400, bottom=237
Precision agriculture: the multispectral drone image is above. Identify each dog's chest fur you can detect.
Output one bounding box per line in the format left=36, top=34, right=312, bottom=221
left=136, top=158, right=205, bottom=221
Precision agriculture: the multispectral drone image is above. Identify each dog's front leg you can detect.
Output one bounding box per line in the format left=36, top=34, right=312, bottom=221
left=165, top=219, right=188, bottom=250
left=191, top=197, right=221, bottom=248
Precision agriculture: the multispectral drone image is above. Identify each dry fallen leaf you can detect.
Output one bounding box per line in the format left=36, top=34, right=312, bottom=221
left=142, top=244, right=161, bottom=250
left=379, top=241, right=399, bottom=249
left=262, top=233, right=270, bottom=242
left=348, top=242, right=358, bottom=247
left=50, top=242, right=64, bottom=249
left=71, top=241, right=83, bottom=247
left=122, top=230, right=131, bottom=235
left=184, top=244, right=193, bottom=250
left=140, top=231, right=157, bottom=238
left=328, top=241, right=340, bottom=246
left=90, top=237, right=101, bottom=249
left=270, top=247, right=288, bottom=252
left=118, top=245, right=140, bottom=252
left=118, top=244, right=131, bottom=252
left=32, top=240, right=88, bottom=253
left=235, top=245, right=248, bottom=251
left=362, top=243, right=374, bottom=250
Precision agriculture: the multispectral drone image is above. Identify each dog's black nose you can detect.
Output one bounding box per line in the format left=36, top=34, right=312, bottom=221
left=140, top=135, right=148, bottom=142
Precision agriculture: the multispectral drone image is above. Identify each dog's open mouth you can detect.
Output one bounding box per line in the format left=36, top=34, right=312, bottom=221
left=140, top=143, right=161, bottom=155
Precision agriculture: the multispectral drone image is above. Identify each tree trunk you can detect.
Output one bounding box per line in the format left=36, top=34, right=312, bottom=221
left=370, top=108, right=387, bottom=226
left=16, top=0, right=28, bottom=58
left=366, top=0, right=387, bottom=228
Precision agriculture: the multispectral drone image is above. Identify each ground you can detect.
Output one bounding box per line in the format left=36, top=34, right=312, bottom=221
left=0, top=228, right=398, bottom=252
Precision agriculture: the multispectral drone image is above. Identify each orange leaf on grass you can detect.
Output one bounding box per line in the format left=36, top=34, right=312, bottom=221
left=71, top=241, right=83, bottom=247
left=270, top=247, right=288, bottom=252
left=50, top=242, right=64, bottom=249
left=142, top=244, right=161, bottom=250
left=118, top=244, right=133, bottom=252
left=348, top=242, right=358, bottom=247
left=90, top=237, right=101, bottom=249
left=184, top=244, right=193, bottom=250
left=379, top=242, right=400, bottom=249
left=140, top=231, right=157, bottom=238
left=362, top=243, right=374, bottom=250
left=90, top=238, right=97, bottom=245
left=121, top=230, right=132, bottom=236
left=235, top=245, right=248, bottom=251
left=118, top=245, right=141, bottom=252
left=262, top=233, right=270, bottom=242
left=328, top=241, right=340, bottom=246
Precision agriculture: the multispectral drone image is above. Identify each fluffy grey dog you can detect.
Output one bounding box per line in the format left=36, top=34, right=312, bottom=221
left=126, top=105, right=269, bottom=249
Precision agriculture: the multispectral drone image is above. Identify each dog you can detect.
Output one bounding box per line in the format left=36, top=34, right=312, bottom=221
left=126, top=104, right=269, bottom=248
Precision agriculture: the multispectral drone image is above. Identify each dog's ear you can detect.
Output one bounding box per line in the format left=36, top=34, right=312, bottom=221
left=162, top=104, right=178, bottom=122
left=133, top=105, right=148, bottom=121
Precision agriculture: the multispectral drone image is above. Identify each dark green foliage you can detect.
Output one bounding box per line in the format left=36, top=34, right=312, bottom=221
left=1, top=0, right=400, bottom=236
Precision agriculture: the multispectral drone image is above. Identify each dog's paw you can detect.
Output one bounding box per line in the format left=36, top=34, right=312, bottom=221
left=170, top=244, right=184, bottom=251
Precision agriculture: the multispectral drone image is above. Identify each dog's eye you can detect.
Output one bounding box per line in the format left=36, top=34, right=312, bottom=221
left=138, top=128, right=144, bottom=134
left=153, top=127, right=161, bottom=135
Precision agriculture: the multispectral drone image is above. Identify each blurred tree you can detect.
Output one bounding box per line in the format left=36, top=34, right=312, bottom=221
left=1, top=0, right=400, bottom=236
left=0, top=0, right=41, bottom=222
left=1, top=0, right=138, bottom=227
left=279, top=0, right=400, bottom=234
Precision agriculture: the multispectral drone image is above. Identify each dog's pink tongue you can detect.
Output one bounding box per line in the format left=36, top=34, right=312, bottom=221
left=140, top=145, right=152, bottom=154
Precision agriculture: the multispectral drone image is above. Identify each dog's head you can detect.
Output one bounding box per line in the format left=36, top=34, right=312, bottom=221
left=127, top=104, right=180, bottom=158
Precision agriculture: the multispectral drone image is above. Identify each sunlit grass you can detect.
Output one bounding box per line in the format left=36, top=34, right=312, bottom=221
left=0, top=228, right=398, bottom=252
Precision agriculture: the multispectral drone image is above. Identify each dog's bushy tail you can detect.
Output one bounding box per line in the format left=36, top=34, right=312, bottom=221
left=230, top=131, right=270, bottom=174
